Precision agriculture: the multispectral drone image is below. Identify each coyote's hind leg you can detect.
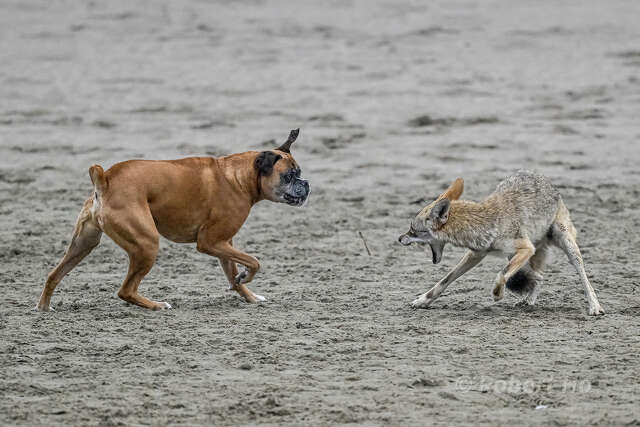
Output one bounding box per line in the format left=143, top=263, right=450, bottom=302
left=37, top=198, right=102, bottom=311
left=550, top=201, right=604, bottom=316
left=508, top=244, right=549, bottom=306
left=493, top=238, right=535, bottom=301
left=523, top=244, right=549, bottom=305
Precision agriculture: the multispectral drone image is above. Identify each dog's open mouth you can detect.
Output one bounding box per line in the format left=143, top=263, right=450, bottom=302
left=283, top=193, right=306, bottom=206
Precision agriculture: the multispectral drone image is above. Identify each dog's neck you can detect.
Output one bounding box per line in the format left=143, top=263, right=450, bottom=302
left=435, top=200, right=498, bottom=251
left=216, top=153, right=264, bottom=205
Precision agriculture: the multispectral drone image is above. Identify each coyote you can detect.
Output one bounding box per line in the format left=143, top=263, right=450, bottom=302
left=398, top=171, right=604, bottom=316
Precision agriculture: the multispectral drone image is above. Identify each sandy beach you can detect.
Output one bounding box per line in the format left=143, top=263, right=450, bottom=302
left=1, top=0, right=640, bottom=425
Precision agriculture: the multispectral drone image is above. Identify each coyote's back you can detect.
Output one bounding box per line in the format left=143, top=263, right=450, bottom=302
left=487, top=170, right=562, bottom=245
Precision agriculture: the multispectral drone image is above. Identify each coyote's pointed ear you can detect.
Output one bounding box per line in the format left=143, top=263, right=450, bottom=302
left=276, top=128, right=300, bottom=153
left=438, top=177, right=464, bottom=201
left=430, top=198, right=450, bottom=226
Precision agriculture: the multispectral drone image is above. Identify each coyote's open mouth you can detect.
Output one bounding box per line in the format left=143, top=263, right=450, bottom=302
left=429, top=241, right=445, bottom=264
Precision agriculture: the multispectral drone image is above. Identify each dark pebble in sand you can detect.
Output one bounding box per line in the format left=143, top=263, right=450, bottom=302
left=438, top=391, right=459, bottom=400
left=92, top=120, right=116, bottom=128
left=412, top=378, right=443, bottom=387
left=408, top=115, right=499, bottom=128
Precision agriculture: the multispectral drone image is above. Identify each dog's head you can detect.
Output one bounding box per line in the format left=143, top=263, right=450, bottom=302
left=398, top=177, right=464, bottom=264
left=255, top=129, right=310, bottom=207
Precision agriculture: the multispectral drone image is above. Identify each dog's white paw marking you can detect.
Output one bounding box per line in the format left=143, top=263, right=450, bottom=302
left=253, top=293, right=266, bottom=302
left=35, top=304, right=54, bottom=312
left=588, top=304, right=604, bottom=316
left=156, top=301, right=172, bottom=310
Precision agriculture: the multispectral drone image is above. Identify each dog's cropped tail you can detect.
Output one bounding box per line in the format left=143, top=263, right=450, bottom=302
left=89, top=164, right=107, bottom=195
left=505, top=269, right=537, bottom=296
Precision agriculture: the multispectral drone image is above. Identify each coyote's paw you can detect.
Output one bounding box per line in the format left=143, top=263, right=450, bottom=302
left=588, top=304, right=605, bottom=316
left=411, top=293, right=434, bottom=309
left=531, top=271, right=544, bottom=282
left=493, top=273, right=506, bottom=301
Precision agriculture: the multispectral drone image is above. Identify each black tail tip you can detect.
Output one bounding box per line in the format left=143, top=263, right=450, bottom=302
left=505, top=269, right=537, bottom=295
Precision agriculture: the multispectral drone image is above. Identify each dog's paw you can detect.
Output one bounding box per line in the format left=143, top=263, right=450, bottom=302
left=588, top=304, right=604, bottom=316
left=253, top=293, right=266, bottom=303
left=235, top=269, right=249, bottom=285
left=154, top=301, right=172, bottom=310
left=35, top=304, right=54, bottom=312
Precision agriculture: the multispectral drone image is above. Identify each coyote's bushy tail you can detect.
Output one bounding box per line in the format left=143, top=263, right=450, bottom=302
left=505, top=267, right=537, bottom=296
left=88, top=164, right=106, bottom=195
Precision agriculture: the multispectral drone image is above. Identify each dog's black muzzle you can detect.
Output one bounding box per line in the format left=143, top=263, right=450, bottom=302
left=284, top=178, right=309, bottom=206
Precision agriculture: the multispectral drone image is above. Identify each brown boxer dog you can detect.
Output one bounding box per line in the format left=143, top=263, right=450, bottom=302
left=37, top=129, right=309, bottom=311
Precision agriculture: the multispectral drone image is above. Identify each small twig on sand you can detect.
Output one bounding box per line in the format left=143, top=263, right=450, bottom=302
left=358, top=231, right=372, bottom=256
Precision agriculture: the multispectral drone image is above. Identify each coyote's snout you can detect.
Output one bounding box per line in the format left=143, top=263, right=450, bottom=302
left=398, top=178, right=464, bottom=264
left=400, top=171, right=604, bottom=316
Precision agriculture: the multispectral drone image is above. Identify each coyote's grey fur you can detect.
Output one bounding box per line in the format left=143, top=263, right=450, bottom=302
left=398, top=170, right=604, bottom=316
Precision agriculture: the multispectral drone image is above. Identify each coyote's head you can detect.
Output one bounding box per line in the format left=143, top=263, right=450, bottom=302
left=398, top=177, right=464, bottom=264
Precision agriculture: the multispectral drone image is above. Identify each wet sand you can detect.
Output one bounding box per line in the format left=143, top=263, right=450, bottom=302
left=1, top=0, right=640, bottom=425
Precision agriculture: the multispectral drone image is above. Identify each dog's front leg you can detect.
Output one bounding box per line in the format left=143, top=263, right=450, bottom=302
left=412, top=250, right=486, bottom=309
left=218, top=255, right=265, bottom=302
left=197, top=237, right=264, bottom=303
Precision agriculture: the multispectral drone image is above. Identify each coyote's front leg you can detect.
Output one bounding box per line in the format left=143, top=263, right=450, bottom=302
left=493, top=238, right=535, bottom=301
left=412, top=250, right=486, bottom=308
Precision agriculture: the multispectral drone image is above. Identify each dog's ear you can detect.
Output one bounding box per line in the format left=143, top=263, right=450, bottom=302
left=276, top=128, right=300, bottom=153
left=430, top=198, right=450, bottom=226
left=438, top=177, right=464, bottom=201
left=255, top=151, right=282, bottom=176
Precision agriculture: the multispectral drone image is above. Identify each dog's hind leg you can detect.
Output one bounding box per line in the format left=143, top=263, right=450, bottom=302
left=411, top=250, right=486, bottom=309
left=550, top=201, right=604, bottom=316
left=102, top=207, right=168, bottom=310
left=37, top=198, right=102, bottom=311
